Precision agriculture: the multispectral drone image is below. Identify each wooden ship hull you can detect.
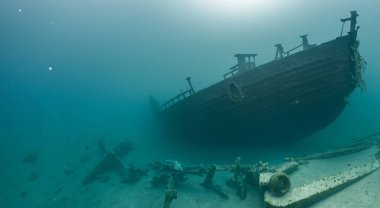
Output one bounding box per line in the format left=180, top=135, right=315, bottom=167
left=153, top=11, right=365, bottom=145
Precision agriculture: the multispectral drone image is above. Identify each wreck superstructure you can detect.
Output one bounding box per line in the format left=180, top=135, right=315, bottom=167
left=152, top=11, right=366, bottom=145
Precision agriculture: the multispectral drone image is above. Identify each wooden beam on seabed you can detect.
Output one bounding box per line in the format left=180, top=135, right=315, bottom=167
left=264, top=160, right=380, bottom=208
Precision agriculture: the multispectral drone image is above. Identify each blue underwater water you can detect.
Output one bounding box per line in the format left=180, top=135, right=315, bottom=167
left=1, top=0, right=380, bottom=207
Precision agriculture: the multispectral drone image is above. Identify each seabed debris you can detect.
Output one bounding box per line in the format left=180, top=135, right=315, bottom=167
left=264, top=160, right=380, bottom=208
left=81, top=132, right=380, bottom=208
left=82, top=140, right=147, bottom=186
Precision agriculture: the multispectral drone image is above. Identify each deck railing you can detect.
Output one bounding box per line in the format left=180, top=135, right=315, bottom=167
left=223, top=62, right=256, bottom=79
left=223, top=64, right=239, bottom=79
left=161, top=89, right=194, bottom=110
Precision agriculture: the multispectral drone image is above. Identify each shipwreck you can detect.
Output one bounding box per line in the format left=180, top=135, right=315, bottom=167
left=151, top=11, right=366, bottom=145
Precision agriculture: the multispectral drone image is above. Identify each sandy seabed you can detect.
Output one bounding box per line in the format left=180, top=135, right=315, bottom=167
left=1, top=139, right=379, bottom=208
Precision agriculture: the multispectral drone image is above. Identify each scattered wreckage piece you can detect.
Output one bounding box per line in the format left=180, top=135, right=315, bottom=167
left=275, top=160, right=303, bottom=174
left=164, top=176, right=177, bottom=208
left=264, top=160, right=380, bottom=208
left=224, top=157, right=249, bottom=200
left=82, top=152, right=124, bottom=185
left=82, top=141, right=146, bottom=186
left=153, top=157, right=303, bottom=207
left=297, top=131, right=380, bottom=161
left=151, top=160, right=187, bottom=187
left=259, top=172, right=291, bottom=196
left=112, top=140, right=135, bottom=158
left=121, top=164, right=149, bottom=184
left=258, top=159, right=302, bottom=196
left=347, top=131, right=380, bottom=148
left=200, top=165, right=229, bottom=200
left=297, top=146, right=372, bottom=161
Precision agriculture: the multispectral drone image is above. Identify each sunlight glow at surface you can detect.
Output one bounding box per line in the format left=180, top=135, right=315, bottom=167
left=194, top=0, right=282, bottom=20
